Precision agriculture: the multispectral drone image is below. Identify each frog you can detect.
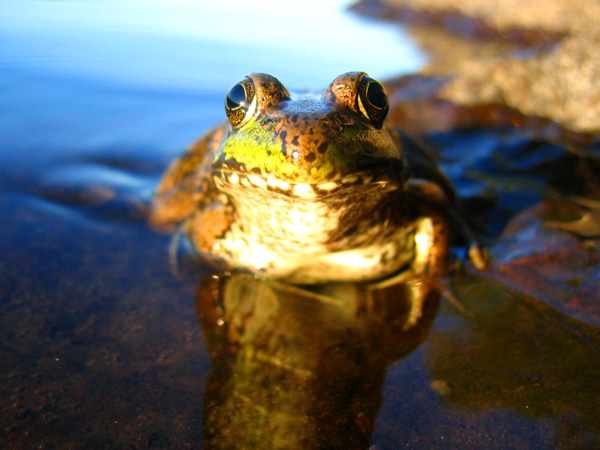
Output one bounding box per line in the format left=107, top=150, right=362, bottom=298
left=150, top=72, right=481, bottom=284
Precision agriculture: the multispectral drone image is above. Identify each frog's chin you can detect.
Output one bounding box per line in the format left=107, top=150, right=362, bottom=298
left=212, top=169, right=400, bottom=200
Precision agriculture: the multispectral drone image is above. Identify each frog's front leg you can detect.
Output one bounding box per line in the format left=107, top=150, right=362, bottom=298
left=406, top=180, right=451, bottom=280
left=165, top=201, right=234, bottom=276
left=396, top=180, right=451, bottom=328
left=184, top=201, right=235, bottom=254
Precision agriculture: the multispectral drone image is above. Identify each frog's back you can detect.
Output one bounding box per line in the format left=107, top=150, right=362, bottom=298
left=149, top=124, right=227, bottom=230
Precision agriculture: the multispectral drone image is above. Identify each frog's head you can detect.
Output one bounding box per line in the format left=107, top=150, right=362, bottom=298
left=213, top=72, right=406, bottom=198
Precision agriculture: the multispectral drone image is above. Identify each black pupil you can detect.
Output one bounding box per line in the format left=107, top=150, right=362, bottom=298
left=365, top=80, right=388, bottom=109
left=226, top=83, right=247, bottom=110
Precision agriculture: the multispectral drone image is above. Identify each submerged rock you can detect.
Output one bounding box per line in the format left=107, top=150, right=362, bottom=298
left=488, top=199, right=600, bottom=326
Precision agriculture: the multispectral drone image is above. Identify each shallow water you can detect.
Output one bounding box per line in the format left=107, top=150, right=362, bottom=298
left=1, top=1, right=599, bottom=448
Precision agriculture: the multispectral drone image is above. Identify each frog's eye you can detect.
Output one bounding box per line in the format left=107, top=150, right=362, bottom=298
left=357, top=76, right=389, bottom=129
left=225, top=77, right=257, bottom=128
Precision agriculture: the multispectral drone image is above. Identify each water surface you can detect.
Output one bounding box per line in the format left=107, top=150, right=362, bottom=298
left=1, top=1, right=599, bottom=448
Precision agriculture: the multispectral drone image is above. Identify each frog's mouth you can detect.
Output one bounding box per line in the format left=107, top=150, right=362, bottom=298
left=212, top=163, right=402, bottom=199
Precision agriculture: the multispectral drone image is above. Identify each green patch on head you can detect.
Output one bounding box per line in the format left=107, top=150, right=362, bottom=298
left=215, top=120, right=396, bottom=184
left=216, top=122, right=301, bottom=180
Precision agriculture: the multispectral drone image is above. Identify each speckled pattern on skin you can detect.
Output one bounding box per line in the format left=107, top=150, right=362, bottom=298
left=150, top=72, right=457, bottom=283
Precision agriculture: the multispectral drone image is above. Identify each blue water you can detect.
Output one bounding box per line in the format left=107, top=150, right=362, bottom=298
left=1, top=0, right=423, bottom=88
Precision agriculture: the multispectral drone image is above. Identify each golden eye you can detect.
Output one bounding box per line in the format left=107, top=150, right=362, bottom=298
left=225, top=77, right=256, bottom=128
left=357, top=76, right=389, bottom=129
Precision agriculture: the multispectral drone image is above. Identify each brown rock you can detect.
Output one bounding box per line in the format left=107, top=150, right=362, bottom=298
left=353, top=0, right=600, bottom=136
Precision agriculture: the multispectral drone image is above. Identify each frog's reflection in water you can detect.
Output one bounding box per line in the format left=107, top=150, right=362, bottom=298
left=195, top=271, right=441, bottom=449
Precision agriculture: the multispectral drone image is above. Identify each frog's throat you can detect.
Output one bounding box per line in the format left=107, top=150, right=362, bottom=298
left=212, top=169, right=399, bottom=199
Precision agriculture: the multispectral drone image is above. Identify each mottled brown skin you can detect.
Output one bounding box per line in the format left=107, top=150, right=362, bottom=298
left=150, top=123, right=232, bottom=251
left=150, top=72, right=463, bottom=283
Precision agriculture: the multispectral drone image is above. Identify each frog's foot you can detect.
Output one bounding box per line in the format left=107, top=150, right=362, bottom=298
left=449, top=208, right=490, bottom=270
left=168, top=228, right=194, bottom=278
left=468, top=242, right=489, bottom=270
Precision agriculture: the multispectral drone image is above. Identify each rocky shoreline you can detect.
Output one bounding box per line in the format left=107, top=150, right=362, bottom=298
left=352, top=0, right=600, bottom=141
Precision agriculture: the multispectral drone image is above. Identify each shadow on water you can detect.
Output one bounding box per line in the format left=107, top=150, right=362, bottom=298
left=432, top=269, right=600, bottom=449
